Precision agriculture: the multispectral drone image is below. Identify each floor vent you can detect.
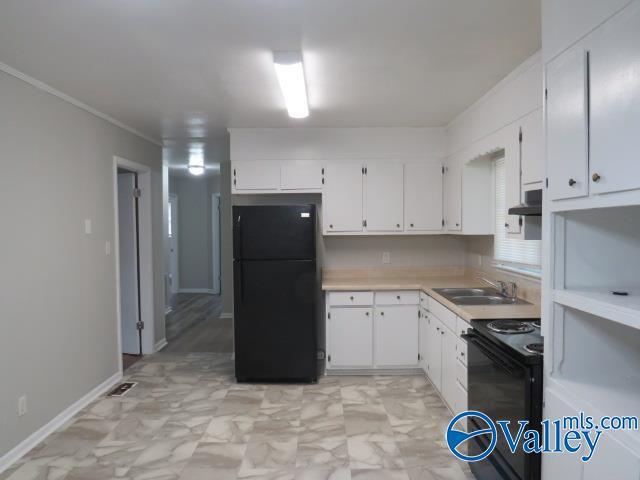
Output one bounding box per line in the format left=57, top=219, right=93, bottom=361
left=108, top=382, right=137, bottom=397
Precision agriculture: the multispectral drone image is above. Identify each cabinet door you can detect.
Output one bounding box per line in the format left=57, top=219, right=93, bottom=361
left=440, top=324, right=458, bottom=409
left=365, top=163, right=404, bottom=232
left=375, top=306, right=419, bottom=367
left=328, top=307, right=372, bottom=367
left=505, top=124, right=522, bottom=234
left=404, top=164, right=443, bottom=231
left=281, top=162, right=323, bottom=190
left=546, top=46, right=589, bottom=200
left=323, top=164, right=363, bottom=233
left=426, top=314, right=442, bottom=391
left=419, top=313, right=429, bottom=372
left=234, top=161, right=280, bottom=191
left=444, top=162, right=462, bottom=231
left=520, top=109, right=544, bottom=186
left=590, top=3, right=640, bottom=195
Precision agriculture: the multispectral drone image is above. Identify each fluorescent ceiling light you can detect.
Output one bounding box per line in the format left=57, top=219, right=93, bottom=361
left=188, top=147, right=205, bottom=176
left=273, top=51, right=309, bottom=119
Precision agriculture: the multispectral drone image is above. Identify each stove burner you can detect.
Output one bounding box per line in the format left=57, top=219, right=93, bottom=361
left=487, top=320, right=535, bottom=334
left=529, top=319, right=541, bottom=328
left=524, top=343, right=544, bottom=354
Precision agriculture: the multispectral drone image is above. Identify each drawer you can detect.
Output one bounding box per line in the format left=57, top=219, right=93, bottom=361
left=419, top=291, right=429, bottom=308
left=456, top=357, right=468, bottom=390
left=456, top=316, right=472, bottom=339
left=375, top=290, right=419, bottom=305
left=457, top=338, right=467, bottom=366
left=428, top=298, right=457, bottom=332
left=329, top=291, right=374, bottom=306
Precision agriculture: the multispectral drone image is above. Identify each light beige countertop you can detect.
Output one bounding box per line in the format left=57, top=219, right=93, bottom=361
left=322, top=268, right=541, bottom=322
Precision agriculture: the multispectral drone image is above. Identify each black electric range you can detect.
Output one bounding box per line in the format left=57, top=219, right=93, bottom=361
left=462, top=319, right=543, bottom=480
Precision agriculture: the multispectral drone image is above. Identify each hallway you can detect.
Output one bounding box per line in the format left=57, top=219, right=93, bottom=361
left=163, top=294, right=233, bottom=354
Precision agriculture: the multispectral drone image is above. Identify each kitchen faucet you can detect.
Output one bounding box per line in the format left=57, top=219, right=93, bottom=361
left=481, top=277, right=518, bottom=301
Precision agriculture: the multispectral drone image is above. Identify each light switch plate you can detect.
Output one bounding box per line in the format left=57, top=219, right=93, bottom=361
left=382, top=252, right=390, bottom=264
left=84, top=219, right=92, bottom=234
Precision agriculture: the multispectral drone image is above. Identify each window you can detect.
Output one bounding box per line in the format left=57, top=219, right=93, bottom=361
left=494, top=157, right=541, bottom=273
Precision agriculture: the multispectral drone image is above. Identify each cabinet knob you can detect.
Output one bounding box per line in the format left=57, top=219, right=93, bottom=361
left=350, top=296, right=354, bottom=300
left=396, top=295, right=401, bottom=300
left=441, top=330, right=445, bottom=335
left=396, top=223, right=400, bottom=228
left=592, top=172, right=601, bottom=182
left=568, top=178, right=576, bottom=187
left=380, top=311, right=384, bottom=316
left=461, top=351, right=465, bottom=357
left=410, top=223, right=414, bottom=227
left=365, top=311, right=369, bottom=316
left=504, top=222, right=509, bottom=228
left=436, top=327, right=440, bottom=331
left=329, top=224, right=333, bottom=228
left=456, top=223, right=460, bottom=227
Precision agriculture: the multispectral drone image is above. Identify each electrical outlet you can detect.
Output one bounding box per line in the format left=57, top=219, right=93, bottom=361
left=18, top=395, right=27, bottom=417
left=382, top=252, right=390, bottom=264
left=84, top=219, right=92, bottom=235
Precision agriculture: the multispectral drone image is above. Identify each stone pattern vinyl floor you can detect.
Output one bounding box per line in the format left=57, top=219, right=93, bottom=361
left=1, top=353, right=473, bottom=480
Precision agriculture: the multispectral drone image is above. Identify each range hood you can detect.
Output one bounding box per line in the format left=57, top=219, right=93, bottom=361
left=508, top=189, right=542, bottom=216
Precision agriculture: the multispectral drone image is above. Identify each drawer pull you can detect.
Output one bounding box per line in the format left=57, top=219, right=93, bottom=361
left=380, top=311, right=385, bottom=316
left=396, top=295, right=401, bottom=300
left=350, top=296, right=354, bottom=300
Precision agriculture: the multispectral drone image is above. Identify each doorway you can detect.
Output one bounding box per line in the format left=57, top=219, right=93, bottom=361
left=113, top=156, right=155, bottom=372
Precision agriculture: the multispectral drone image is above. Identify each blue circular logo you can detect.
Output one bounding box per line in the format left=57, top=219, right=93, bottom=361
left=446, top=410, right=497, bottom=462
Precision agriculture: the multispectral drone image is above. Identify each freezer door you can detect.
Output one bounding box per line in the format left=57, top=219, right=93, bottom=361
left=234, top=259, right=317, bottom=382
left=233, top=205, right=315, bottom=260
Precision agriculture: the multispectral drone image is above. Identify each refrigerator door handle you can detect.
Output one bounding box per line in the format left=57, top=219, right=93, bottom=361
left=235, top=214, right=242, bottom=259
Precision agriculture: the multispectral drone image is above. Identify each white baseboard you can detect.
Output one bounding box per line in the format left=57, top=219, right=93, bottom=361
left=154, top=338, right=168, bottom=352
left=220, top=312, right=233, bottom=319
left=178, top=288, right=216, bottom=294
left=0, top=371, right=122, bottom=475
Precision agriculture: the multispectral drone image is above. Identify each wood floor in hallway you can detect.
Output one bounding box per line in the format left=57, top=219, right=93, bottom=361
left=163, top=293, right=233, bottom=354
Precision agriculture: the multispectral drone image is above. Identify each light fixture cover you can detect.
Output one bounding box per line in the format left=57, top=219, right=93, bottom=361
left=273, top=51, right=309, bottom=119
left=188, top=145, right=205, bottom=175
left=188, top=165, right=204, bottom=176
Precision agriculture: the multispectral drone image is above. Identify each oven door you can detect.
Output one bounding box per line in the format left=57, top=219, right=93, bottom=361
left=463, top=331, right=538, bottom=480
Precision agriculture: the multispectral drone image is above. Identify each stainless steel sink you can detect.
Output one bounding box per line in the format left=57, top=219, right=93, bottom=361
left=433, top=288, right=530, bottom=306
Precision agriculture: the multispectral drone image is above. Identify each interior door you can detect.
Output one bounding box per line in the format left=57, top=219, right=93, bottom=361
left=375, top=305, right=419, bottom=367
left=365, top=163, right=404, bottom=232
left=589, top=3, right=640, bottom=195
left=546, top=45, right=589, bottom=200
left=405, top=164, right=443, bottom=231
left=117, top=173, right=141, bottom=355
left=323, top=164, right=363, bottom=233
left=168, top=194, right=179, bottom=295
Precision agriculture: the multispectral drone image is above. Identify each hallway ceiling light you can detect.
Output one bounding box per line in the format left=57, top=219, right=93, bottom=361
left=273, top=51, right=309, bottom=119
left=188, top=149, right=205, bottom=176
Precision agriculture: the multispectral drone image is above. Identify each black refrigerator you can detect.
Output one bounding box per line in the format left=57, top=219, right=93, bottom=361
left=233, top=205, right=317, bottom=383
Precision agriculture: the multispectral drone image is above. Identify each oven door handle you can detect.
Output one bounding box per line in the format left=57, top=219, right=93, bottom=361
left=463, top=332, right=519, bottom=375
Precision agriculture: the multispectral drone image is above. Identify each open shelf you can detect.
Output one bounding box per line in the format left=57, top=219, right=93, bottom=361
left=553, top=288, right=640, bottom=330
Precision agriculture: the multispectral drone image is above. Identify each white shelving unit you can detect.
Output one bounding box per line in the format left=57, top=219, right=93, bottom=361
left=552, top=288, right=640, bottom=330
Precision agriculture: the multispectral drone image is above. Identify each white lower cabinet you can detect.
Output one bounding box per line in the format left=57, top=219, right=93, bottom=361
left=374, top=305, right=419, bottom=367
left=419, top=309, right=429, bottom=372
left=327, top=307, right=373, bottom=368
left=426, top=313, right=443, bottom=391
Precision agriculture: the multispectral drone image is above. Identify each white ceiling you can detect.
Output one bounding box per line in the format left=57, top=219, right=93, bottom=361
left=0, top=0, right=540, bottom=160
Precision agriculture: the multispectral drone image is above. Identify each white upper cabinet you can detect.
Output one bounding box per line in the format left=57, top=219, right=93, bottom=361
left=323, top=164, right=364, bottom=233
left=404, top=164, right=443, bottom=231
left=546, top=45, right=589, bottom=201
left=520, top=109, right=544, bottom=186
left=444, top=161, right=462, bottom=231
left=374, top=305, right=419, bottom=367
left=505, top=124, right=522, bottom=234
left=365, top=163, right=404, bottom=232
left=233, top=161, right=280, bottom=191
left=589, top=3, right=640, bottom=195
left=280, top=162, right=324, bottom=190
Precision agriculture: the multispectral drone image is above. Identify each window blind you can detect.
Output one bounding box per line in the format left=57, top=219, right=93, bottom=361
left=494, top=157, right=541, bottom=267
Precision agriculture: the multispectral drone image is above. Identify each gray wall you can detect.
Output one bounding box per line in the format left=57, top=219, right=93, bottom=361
left=0, top=70, right=162, bottom=458
left=169, top=174, right=220, bottom=291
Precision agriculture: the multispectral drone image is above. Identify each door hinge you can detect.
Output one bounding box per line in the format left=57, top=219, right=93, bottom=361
left=328, top=312, right=331, bottom=319
left=136, top=321, right=144, bottom=330
left=328, top=354, right=331, bottom=363
left=418, top=353, right=421, bottom=360
left=418, top=310, right=421, bottom=318
left=233, top=178, right=236, bottom=186
left=362, top=166, right=365, bottom=174
left=442, top=219, right=445, bottom=227
left=321, top=167, right=325, bottom=175
left=546, top=177, right=549, bottom=188
left=545, top=88, right=548, bottom=100
left=133, top=188, right=142, bottom=198
left=233, top=168, right=236, bottom=176
left=519, top=129, right=523, bottom=143
left=442, top=166, right=445, bottom=174
left=363, top=219, right=367, bottom=227
left=519, top=217, right=523, bottom=227
left=322, top=178, right=325, bottom=185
